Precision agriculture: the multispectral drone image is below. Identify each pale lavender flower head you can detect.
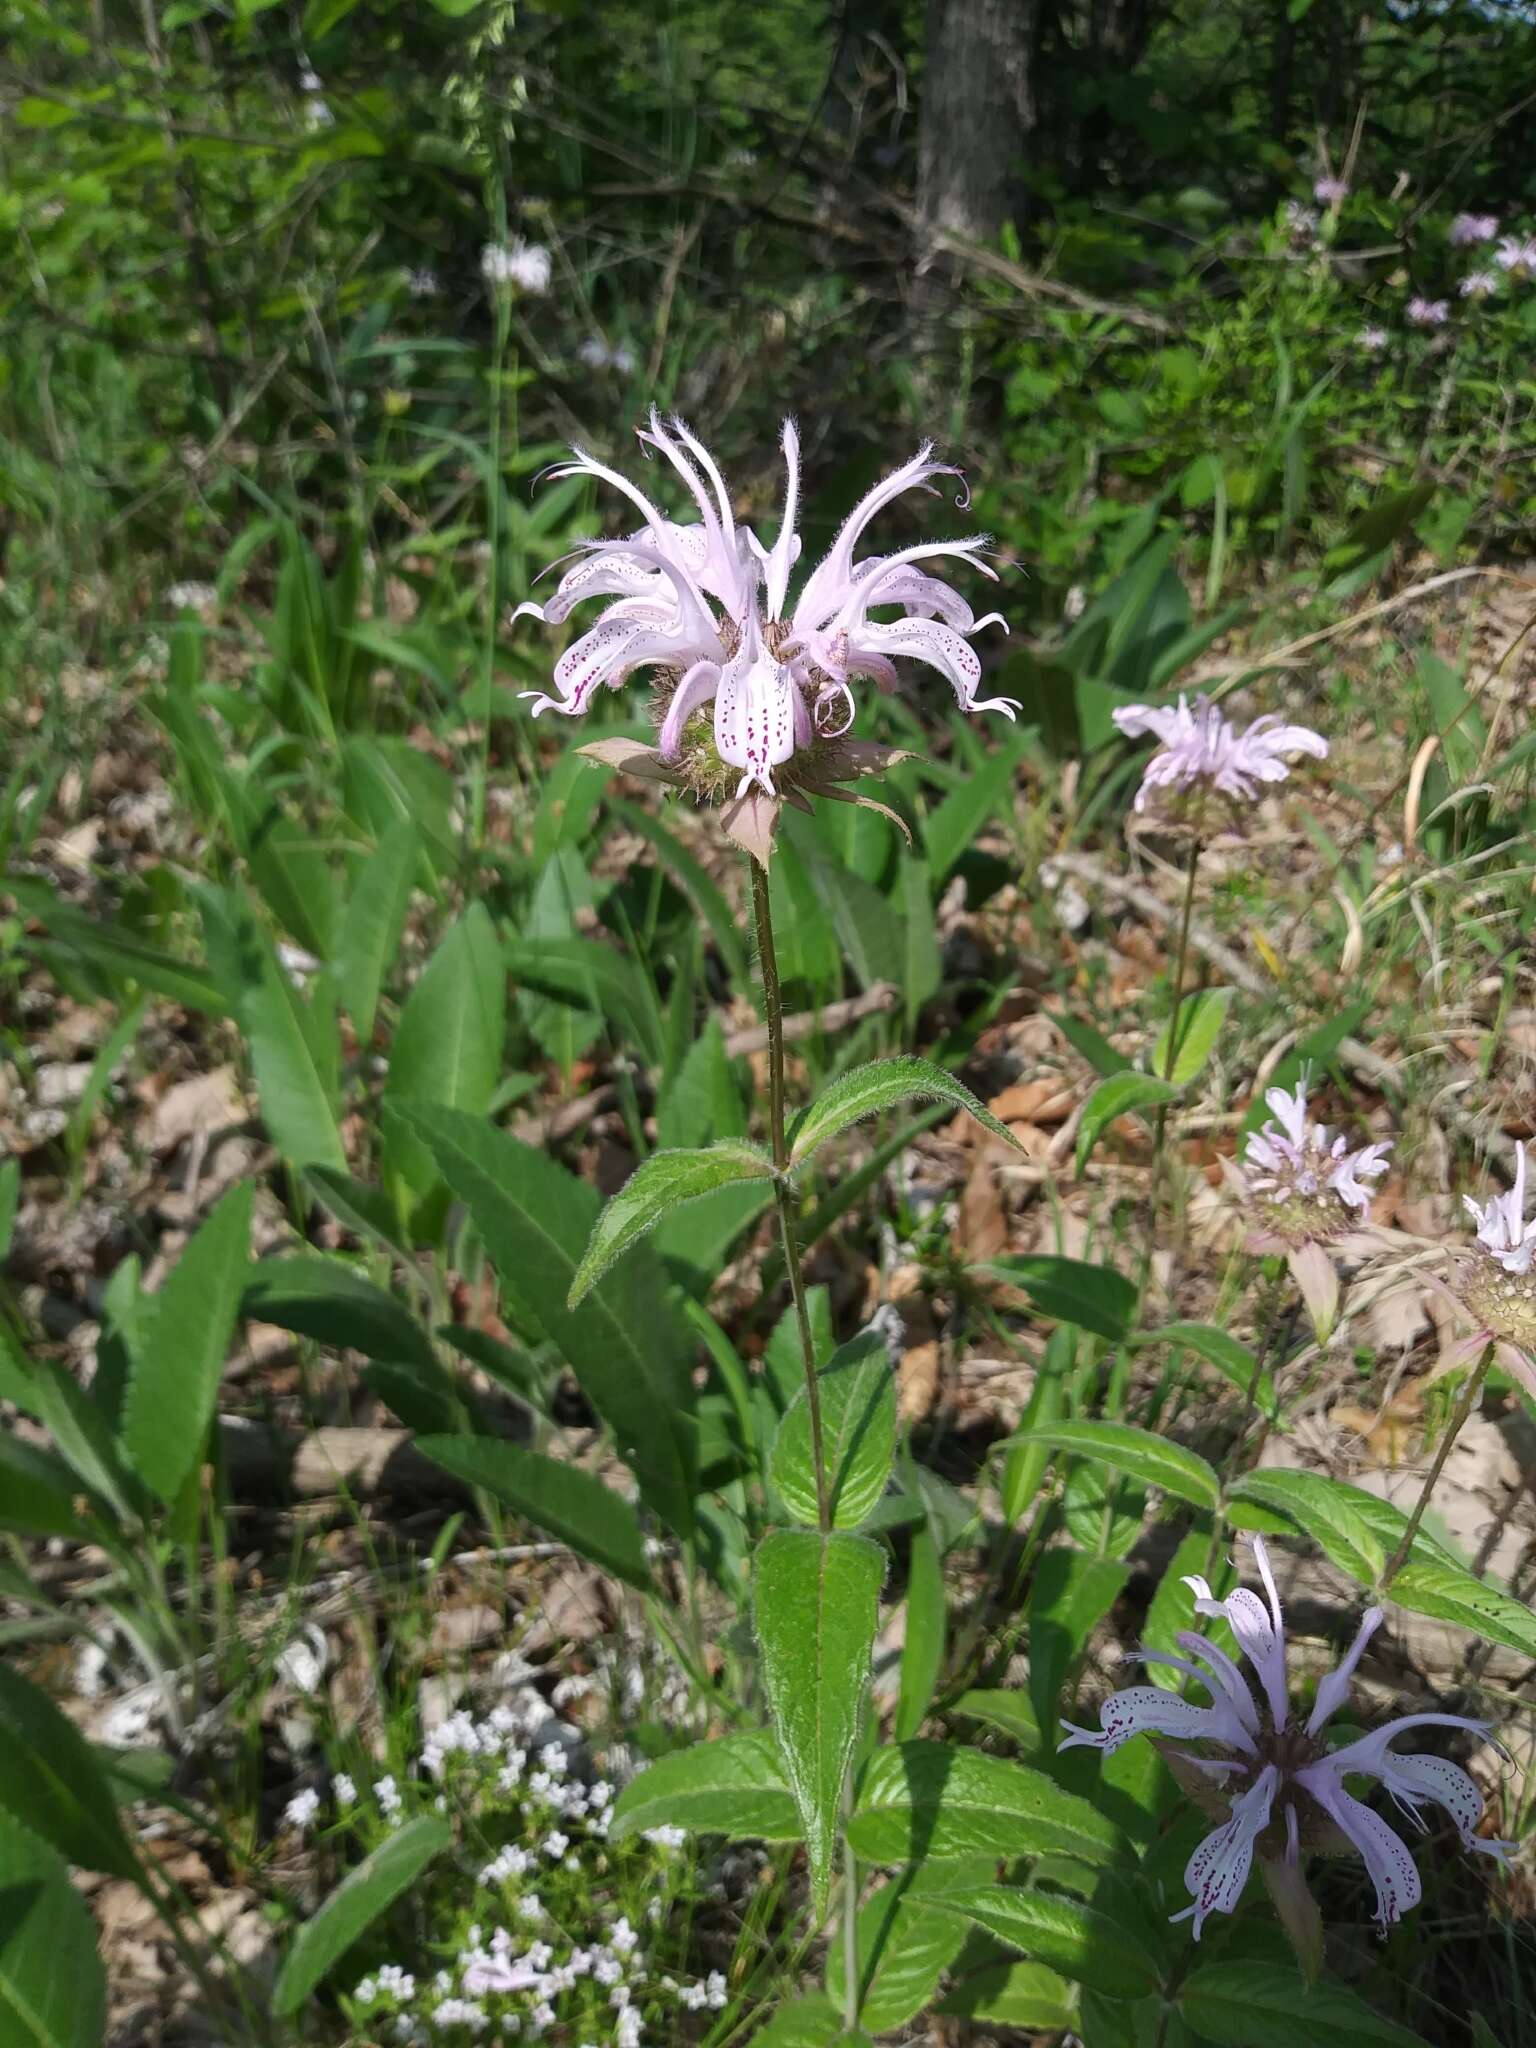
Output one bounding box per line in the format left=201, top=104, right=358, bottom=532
left=514, top=412, right=1013, bottom=825
left=1359, top=326, right=1389, bottom=353
left=1283, top=201, right=1320, bottom=243
left=1061, top=1537, right=1508, bottom=1945
left=1459, top=270, right=1500, bottom=299
left=1406, top=296, right=1450, bottom=327
left=1494, top=234, right=1536, bottom=276
left=1112, top=695, right=1327, bottom=815
left=1313, top=176, right=1349, bottom=205
left=1440, top=1145, right=1536, bottom=1400
left=1449, top=212, right=1499, bottom=247
left=1463, top=1142, right=1536, bottom=1278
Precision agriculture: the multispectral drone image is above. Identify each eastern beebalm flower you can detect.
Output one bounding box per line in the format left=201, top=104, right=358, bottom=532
left=1434, top=1144, right=1536, bottom=1400
left=1494, top=234, right=1536, bottom=276
left=1460, top=270, right=1500, bottom=299
left=1407, top=296, right=1450, bottom=327
left=482, top=239, right=552, bottom=293
left=514, top=413, right=1013, bottom=855
left=1062, top=1538, right=1508, bottom=1952
left=1450, top=212, right=1499, bottom=246
left=1242, top=1079, right=1390, bottom=1340
left=1358, top=326, right=1389, bottom=352
left=1313, top=176, right=1349, bottom=205
left=1112, top=696, right=1327, bottom=816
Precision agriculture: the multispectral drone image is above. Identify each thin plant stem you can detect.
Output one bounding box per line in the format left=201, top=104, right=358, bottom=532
left=1162, top=832, right=1204, bottom=1084
left=749, top=858, right=831, bottom=1534
left=1380, top=1343, right=1495, bottom=1591
left=840, top=1793, right=860, bottom=2029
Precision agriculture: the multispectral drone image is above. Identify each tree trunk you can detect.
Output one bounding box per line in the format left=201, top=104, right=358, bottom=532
left=917, top=0, right=1038, bottom=244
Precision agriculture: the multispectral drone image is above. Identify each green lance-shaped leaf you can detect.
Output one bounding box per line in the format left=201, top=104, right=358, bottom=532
left=977, top=1255, right=1138, bottom=1341
left=394, top=1106, right=695, bottom=1536
left=846, top=1741, right=1124, bottom=1869
left=1003, top=1419, right=1220, bottom=1510
left=334, top=816, right=417, bottom=1043
left=0, top=1665, right=138, bottom=1880
left=242, top=1254, right=437, bottom=1372
left=923, top=1886, right=1161, bottom=2001
left=415, top=1437, right=652, bottom=1592
left=1153, top=986, right=1232, bottom=1086
left=609, top=1730, right=801, bottom=1843
left=826, top=1881, right=969, bottom=2034
left=1130, top=1320, right=1280, bottom=1422
left=0, top=1816, right=108, bottom=2048
left=754, top=1527, right=883, bottom=1916
left=121, top=1181, right=253, bottom=1505
left=936, top=1959, right=1076, bottom=2029
left=1388, top=1560, right=1536, bottom=1664
left=749, top=1993, right=846, bottom=2046
left=1227, top=1468, right=1459, bottom=1589
left=894, top=1520, right=945, bottom=1742
left=1075, top=1071, right=1180, bottom=1175
left=770, top=1331, right=897, bottom=1529
left=0, top=1437, right=92, bottom=1540
left=568, top=1141, right=774, bottom=1307
left=272, top=1815, right=451, bottom=2016
left=383, top=903, right=507, bottom=1208
left=1179, top=1964, right=1434, bottom=2048
left=787, top=1056, right=1024, bottom=1171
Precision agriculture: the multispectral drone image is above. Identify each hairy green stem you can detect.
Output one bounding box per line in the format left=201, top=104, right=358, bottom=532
left=841, top=1799, right=860, bottom=2030
left=1380, top=1342, right=1495, bottom=1591
left=750, top=858, right=831, bottom=1534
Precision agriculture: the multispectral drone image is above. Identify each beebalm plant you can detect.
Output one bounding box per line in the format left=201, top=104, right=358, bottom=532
left=508, top=422, right=1533, bottom=2044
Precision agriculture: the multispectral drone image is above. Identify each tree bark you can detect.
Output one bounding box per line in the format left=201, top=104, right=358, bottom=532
left=917, top=0, right=1039, bottom=244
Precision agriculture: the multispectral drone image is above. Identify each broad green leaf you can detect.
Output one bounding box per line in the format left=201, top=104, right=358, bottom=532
left=1132, top=1321, right=1279, bottom=1422
left=750, top=1993, right=843, bottom=2046
left=1026, top=1550, right=1131, bottom=1755
left=0, top=1665, right=138, bottom=1879
left=1001, top=1324, right=1071, bottom=1525
left=1389, top=1560, right=1536, bottom=1663
left=846, top=1742, right=1124, bottom=1869
left=0, top=1438, right=89, bottom=1540
left=240, top=938, right=346, bottom=1171
left=1180, top=1964, right=1433, bottom=2047
left=28, top=1362, right=138, bottom=1522
left=395, top=1108, right=695, bottom=1536
left=11, top=878, right=226, bottom=1016
left=609, top=1731, right=800, bottom=1843
left=924, top=747, right=1017, bottom=880
left=611, top=800, right=749, bottom=985
left=827, top=1882, right=968, bottom=2033
left=655, top=1017, right=747, bottom=1150
left=1051, top=1010, right=1133, bottom=1079
left=272, top=1816, right=451, bottom=2015
left=569, top=1142, right=773, bottom=1306
left=952, top=1688, right=1042, bottom=1752
left=335, top=818, right=417, bottom=1043
left=415, top=1437, right=652, bottom=1592
left=384, top=905, right=506, bottom=1208
left=1063, top=1460, right=1146, bottom=1560
left=925, top=1886, right=1161, bottom=1999
left=770, top=1332, right=897, bottom=1529
left=242, top=1256, right=436, bottom=1371
left=304, top=1167, right=412, bottom=1258
left=1005, top=1421, right=1219, bottom=1510
left=787, top=1057, right=1022, bottom=1170
left=895, top=1521, right=944, bottom=1741
left=121, top=1182, right=252, bottom=1504
left=0, top=1816, right=107, bottom=2048
left=978, top=1256, right=1137, bottom=1341
left=1153, top=987, right=1231, bottom=1086
left=936, top=1959, right=1076, bottom=2028
left=0, top=1160, right=17, bottom=1260
left=1076, top=1072, right=1179, bottom=1175
left=754, top=1528, right=883, bottom=1915
left=1227, top=1469, right=1457, bottom=1589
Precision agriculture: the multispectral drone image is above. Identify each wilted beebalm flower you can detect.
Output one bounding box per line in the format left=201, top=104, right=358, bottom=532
left=1406, top=296, right=1450, bottom=327
left=482, top=239, right=552, bottom=293
left=1437, top=1144, right=1536, bottom=1399
left=1242, top=1078, right=1390, bottom=1341
left=1450, top=212, right=1499, bottom=246
left=1459, top=270, right=1500, bottom=299
left=1062, top=1537, right=1507, bottom=1960
left=1283, top=201, right=1319, bottom=243
left=1112, top=696, right=1327, bottom=817
left=515, top=412, right=1013, bottom=861
left=1494, top=235, right=1536, bottom=276
left=1313, top=176, right=1349, bottom=205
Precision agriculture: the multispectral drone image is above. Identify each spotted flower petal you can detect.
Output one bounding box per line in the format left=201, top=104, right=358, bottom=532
left=1175, top=1764, right=1279, bottom=1938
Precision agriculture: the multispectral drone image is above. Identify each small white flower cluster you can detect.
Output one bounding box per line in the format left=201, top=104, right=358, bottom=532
left=576, top=337, right=637, bottom=375
left=163, top=581, right=218, bottom=613
left=480, top=239, right=551, bottom=293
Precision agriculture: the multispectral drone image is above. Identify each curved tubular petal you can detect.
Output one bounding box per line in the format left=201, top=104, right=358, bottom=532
left=546, top=451, right=716, bottom=636
left=1056, top=1684, right=1250, bottom=1758
left=714, top=612, right=797, bottom=796
left=1177, top=1764, right=1278, bottom=1938
left=1295, top=1765, right=1423, bottom=1929
left=849, top=616, right=1020, bottom=719
left=657, top=659, right=723, bottom=759
left=764, top=417, right=802, bottom=619
left=1305, top=1606, right=1383, bottom=1735
left=794, top=444, right=960, bottom=628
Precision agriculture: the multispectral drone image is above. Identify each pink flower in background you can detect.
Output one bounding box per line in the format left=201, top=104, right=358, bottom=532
left=1061, top=1538, right=1508, bottom=1945
left=1406, top=296, right=1450, bottom=327
left=1112, top=696, right=1327, bottom=813
left=1459, top=271, right=1500, bottom=299
left=515, top=412, right=1013, bottom=799
left=1313, top=176, right=1349, bottom=205
left=1449, top=212, right=1499, bottom=246
left=1494, top=235, right=1536, bottom=276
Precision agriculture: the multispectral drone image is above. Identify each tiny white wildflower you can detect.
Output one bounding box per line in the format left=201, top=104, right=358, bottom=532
left=334, top=1772, right=357, bottom=1807
left=283, top=1786, right=321, bottom=1832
